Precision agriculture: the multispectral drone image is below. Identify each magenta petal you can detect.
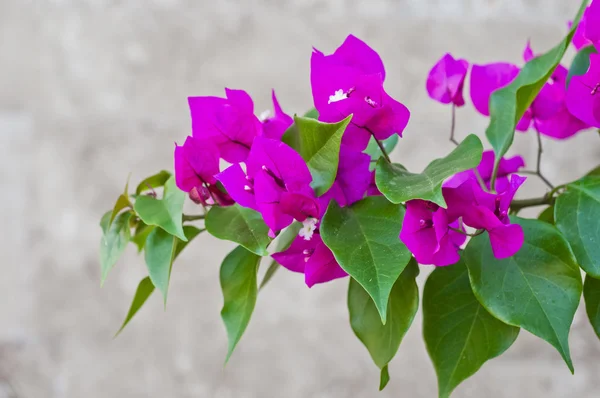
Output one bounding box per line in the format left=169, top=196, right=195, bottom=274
left=431, top=235, right=462, bottom=266
left=470, top=62, right=520, bottom=116
left=336, top=146, right=372, bottom=205
left=271, top=235, right=314, bottom=274
left=426, top=53, right=469, bottom=106
left=174, top=136, right=219, bottom=193
left=331, top=34, right=386, bottom=79
left=247, top=136, right=313, bottom=185
left=566, top=53, right=600, bottom=128
left=261, top=90, right=294, bottom=140
left=585, top=1, right=600, bottom=46
left=488, top=223, right=524, bottom=259
left=304, top=236, right=347, bottom=287
left=225, top=88, right=255, bottom=114
left=318, top=182, right=347, bottom=217
left=279, top=192, right=320, bottom=222
left=216, top=164, right=258, bottom=210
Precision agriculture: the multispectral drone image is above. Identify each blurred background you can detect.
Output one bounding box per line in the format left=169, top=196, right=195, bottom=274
left=2, top=0, right=600, bottom=397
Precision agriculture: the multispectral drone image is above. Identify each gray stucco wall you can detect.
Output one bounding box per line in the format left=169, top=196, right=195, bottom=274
left=1, top=1, right=600, bottom=397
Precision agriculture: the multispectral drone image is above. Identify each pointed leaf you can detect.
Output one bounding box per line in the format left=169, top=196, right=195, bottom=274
left=485, top=0, right=588, bottom=166
left=220, top=246, right=261, bottom=363
left=114, top=277, right=155, bottom=336
left=134, top=176, right=187, bottom=241
left=583, top=274, right=600, bottom=339
left=348, top=259, right=419, bottom=389
left=205, top=204, right=271, bottom=256
left=464, top=217, right=582, bottom=373
left=566, top=45, right=597, bottom=87
left=555, top=176, right=600, bottom=277
left=304, top=108, right=319, bottom=119
left=109, top=176, right=132, bottom=225
left=321, top=196, right=411, bottom=323
left=379, top=366, right=390, bottom=391
left=131, top=223, right=155, bottom=252
left=135, top=170, right=171, bottom=195
left=144, top=227, right=177, bottom=304
left=100, top=210, right=133, bottom=285
left=423, top=259, right=519, bottom=398
left=295, top=115, right=352, bottom=196
left=375, top=134, right=483, bottom=207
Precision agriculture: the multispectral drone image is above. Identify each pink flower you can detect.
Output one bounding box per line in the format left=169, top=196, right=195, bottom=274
left=426, top=53, right=469, bottom=106
left=566, top=53, right=600, bottom=128
left=259, top=90, right=293, bottom=140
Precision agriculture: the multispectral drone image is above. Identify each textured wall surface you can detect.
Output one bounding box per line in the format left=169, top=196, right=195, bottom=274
left=2, top=1, right=600, bottom=397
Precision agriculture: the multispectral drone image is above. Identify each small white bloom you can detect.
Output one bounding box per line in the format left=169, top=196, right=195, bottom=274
left=258, top=109, right=272, bottom=121
left=328, top=89, right=348, bottom=104
left=299, top=217, right=318, bottom=241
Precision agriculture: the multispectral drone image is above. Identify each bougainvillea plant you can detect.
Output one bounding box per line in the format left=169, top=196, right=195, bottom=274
left=100, top=1, right=600, bottom=396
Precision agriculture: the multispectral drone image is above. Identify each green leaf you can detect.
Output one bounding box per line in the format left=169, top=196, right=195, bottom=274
left=114, top=277, right=155, bottom=336
left=348, top=259, right=419, bottom=389
left=583, top=274, right=600, bottom=339
left=220, top=246, right=261, bottom=363
left=205, top=204, right=271, bottom=256
left=321, top=196, right=411, bottom=323
left=375, top=134, right=483, bottom=207
left=586, top=165, right=600, bottom=176
left=538, top=205, right=555, bottom=224
left=135, top=170, right=171, bottom=195
left=295, top=115, right=352, bottom=196
left=555, top=176, right=600, bottom=278
left=144, top=227, right=177, bottom=305
left=260, top=222, right=301, bottom=289
left=566, top=45, right=597, bottom=87
left=304, top=108, right=319, bottom=119
left=131, top=223, right=155, bottom=252
left=423, top=258, right=519, bottom=398
left=100, top=210, right=133, bottom=285
left=134, top=176, right=187, bottom=241
left=364, top=135, right=399, bottom=164
left=109, top=175, right=132, bottom=225
left=485, top=0, right=588, bottom=168
left=379, top=365, right=390, bottom=391
left=464, top=217, right=582, bottom=373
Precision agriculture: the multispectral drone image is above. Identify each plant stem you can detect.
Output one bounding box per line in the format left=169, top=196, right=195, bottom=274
left=449, top=105, right=459, bottom=146
left=510, top=194, right=554, bottom=212
left=448, top=226, right=485, bottom=237
left=375, top=137, right=392, bottom=163
left=182, top=214, right=205, bottom=222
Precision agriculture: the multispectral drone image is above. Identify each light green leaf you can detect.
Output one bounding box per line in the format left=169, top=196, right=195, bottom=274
left=538, top=205, right=555, bottom=224
left=583, top=274, right=600, bottom=339
left=144, top=227, right=177, bottom=305
left=348, top=259, right=419, bottom=389
left=100, top=210, right=133, bottom=285
left=364, top=135, right=399, bottom=164
left=135, top=170, right=171, bottom=195
left=304, top=108, right=319, bottom=119
left=566, top=45, right=597, bottom=87
left=114, top=277, right=155, bottom=337
left=423, top=259, right=519, bottom=398
left=220, top=246, right=261, bottom=363
left=321, top=196, right=411, bottom=323
left=464, top=217, right=582, bottom=373
left=485, top=0, right=588, bottom=170
left=379, top=365, right=390, bottom=391
left=555, top=176, right=600, bottom=277
left=375, top=134, right=483, bottom=207
left=205, top=204, right=271, bottom=256
left=260, top=222, right=301, bottom=290
left=134, top=176, right=187, bottom=241
left=109, top=175, right=132, bottom=226
left=131, top=223, right=156, bottom=252
left=295, top=115, right=352, bottom=196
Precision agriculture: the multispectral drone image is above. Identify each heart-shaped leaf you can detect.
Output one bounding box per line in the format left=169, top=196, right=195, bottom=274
left=295, top=115, right=352, bottom=196
left=375, top=134, right=483, bottom=207
left=584, top=274, right=600, bottom=339
left=220, top=245, right=261, bottom=363
left=321, top=196, right=411, bottom=323
left=348, top=259, right=419, bottom=390
left=206, top=204, right=271, bottom=256
left=131, top=223, right=156, bottom=252
left=485, top=0, right=588, bottom=173
left=464, top=217, right=582, bottom=373
left=100, top=210, right=133, bottom=285
left=134, top=176, right=187, bottom=241
left=144, top=227, right=178, bottom=305
left=555, top=176, right=600, bottom=277
left=135, top=170, right=171, bottom=195
left=423, top=259, right=519, bottom=398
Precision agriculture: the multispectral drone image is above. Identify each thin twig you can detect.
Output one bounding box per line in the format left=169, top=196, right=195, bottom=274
left=374, top=137, right=392, bottom=163
left=448, top=226, right=485, bottom=237
left=449, top=105, right=459, bottom=146
left=182, top=214, right=205, bottom=222
left=529, top=123, right=555, bottom=189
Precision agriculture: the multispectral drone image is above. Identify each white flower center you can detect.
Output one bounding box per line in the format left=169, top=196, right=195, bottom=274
left=299, top=217, right=318, bottom=241
left=258, top=109, right=272, bottom=121
left=328, top=89, right=348, bottom=104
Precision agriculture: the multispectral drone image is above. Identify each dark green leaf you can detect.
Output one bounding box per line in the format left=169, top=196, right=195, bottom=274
left=131, top=223, right=156, bottom=252
left=260, top=222, right=301, bottom=289
left=464, top=217, right=582, bottom=373
left=375, top=135, right=483, bottom=207
left=348, top=259, right=419, bottom=389
left=583, top=274, right=600, bottom=339
left=205, top=204, right=271, bottom=256
left=538, top=205, right=555, bottom=224
left=135, top=170, right=171, bottom=195
left=567, top=45, right=597, bottom=87
left=485, top=0, right=588, bottom=167
left=586, top=165, right=600, bottom=176
left=134, top=176, right=187, bottom=241
left=304, top=108, right=319, bottom=119
left=321, top=196, right=411, bottom=323
left=100, top=210, right=133, bottom=285
left=220, top=246, right=261, bottom=363
left=114, top=277, right=155, bottom=336
left=423, top=259, right=519, bottom=398
left=365, top=135, right=399, bottom=163
left=555, top=176, right=600, bottom=277
left=144, top=227, right=177, bottom=304
left=379, top=365, right=390, bottom=391
left=295, top=115, right=352, bottom=196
